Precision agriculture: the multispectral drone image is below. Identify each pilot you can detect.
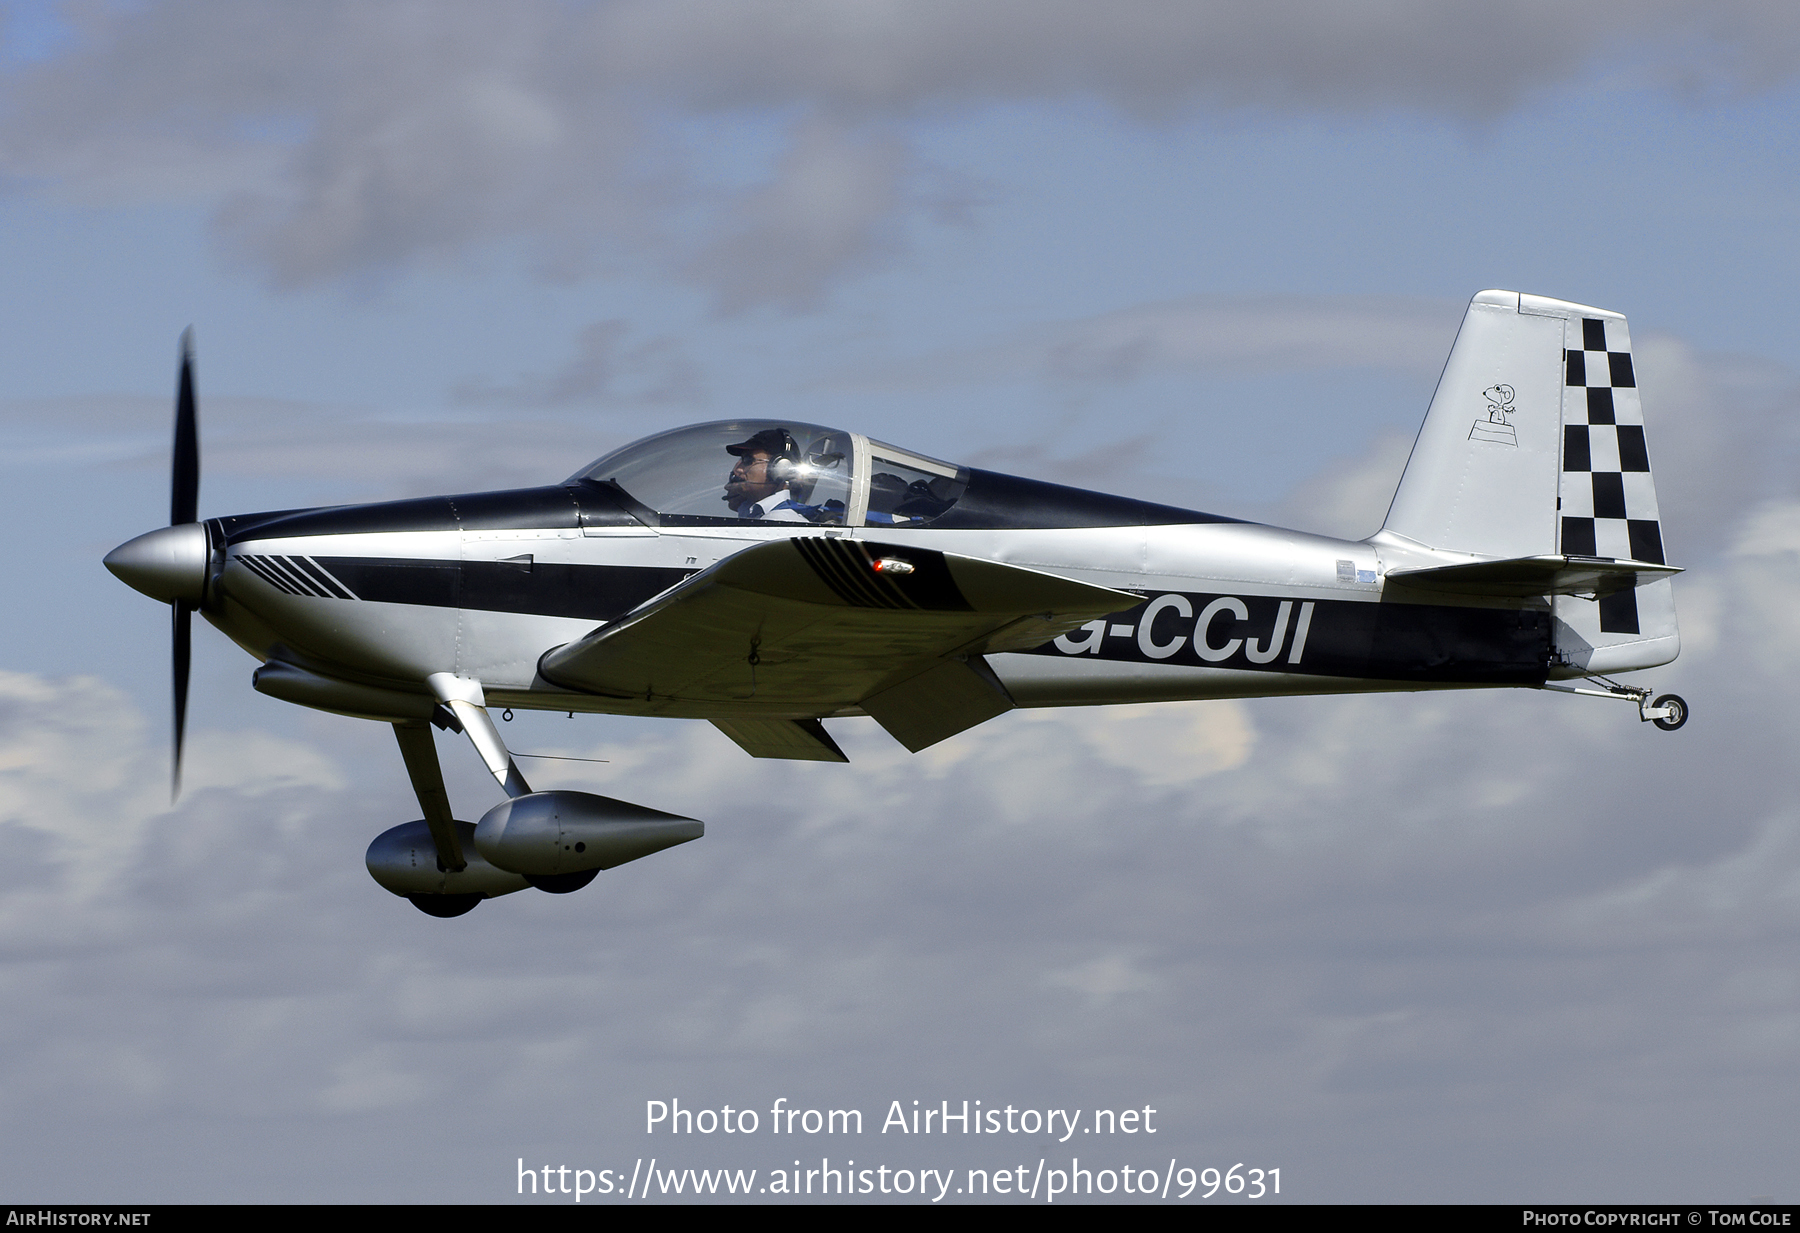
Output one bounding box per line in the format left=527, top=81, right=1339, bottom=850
left=723, top=428, right=815, bottom=522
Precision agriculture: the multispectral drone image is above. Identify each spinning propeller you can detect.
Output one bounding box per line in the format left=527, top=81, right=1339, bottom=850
left=104, top=331, right=209, bottom=802
left=170, top=331, right=199, bottom=800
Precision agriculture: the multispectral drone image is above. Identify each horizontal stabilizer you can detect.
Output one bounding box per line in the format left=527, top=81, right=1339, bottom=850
left=712, top=718, right=849, bottom=762
left=1386, top=555, right=1680, bottom=598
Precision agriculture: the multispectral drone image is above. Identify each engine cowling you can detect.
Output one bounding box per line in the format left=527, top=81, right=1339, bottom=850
left=474, top=790, right=703, bottom=877
left=366, top=819, right=532, bottom=898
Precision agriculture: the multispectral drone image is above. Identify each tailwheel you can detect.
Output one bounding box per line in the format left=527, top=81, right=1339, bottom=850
left=408, top=893, right=483, bottom=917
left=1651, top=694, right=1689, bottom=731
left=1542, top=676, right=1692, bottom=733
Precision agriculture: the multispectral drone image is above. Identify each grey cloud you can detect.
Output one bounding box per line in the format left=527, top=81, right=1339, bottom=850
left=6, top=3, right=1800, bottom=300
left=207, top=9, right=652, bottom=286
left=690, top=119, right=911, bottom=312
left=596, top=0, right=1800, bottom=117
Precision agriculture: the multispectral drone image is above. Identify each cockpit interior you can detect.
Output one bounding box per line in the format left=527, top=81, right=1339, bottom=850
left=569, top=420, right=969, bottom=528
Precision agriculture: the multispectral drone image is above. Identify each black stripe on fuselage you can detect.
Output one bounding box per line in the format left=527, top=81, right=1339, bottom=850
left=264, top=555, right=331, bottom=598
left=238, top=554, right=304, bottom=595
left=1026, top=589, right=1551, bottom=685
left=290, top=556, right=357, bottom=600
left=278, top=557, right=692, bottom=622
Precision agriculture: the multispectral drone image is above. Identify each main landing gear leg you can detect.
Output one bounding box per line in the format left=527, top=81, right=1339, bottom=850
left=388, top=719, right=487, bottom=918
left=392, top=720, right=466, bottom=872
left=1540, top=676, right=1689, bottom=731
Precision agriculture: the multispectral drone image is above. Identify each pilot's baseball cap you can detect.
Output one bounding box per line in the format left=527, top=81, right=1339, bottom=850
left=726, top=428, right=797, bottom=459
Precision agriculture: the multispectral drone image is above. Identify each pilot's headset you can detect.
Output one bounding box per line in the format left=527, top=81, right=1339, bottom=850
left=762, top=430, right=808, bottom=492
left=769, top=452, right=803, bottom=489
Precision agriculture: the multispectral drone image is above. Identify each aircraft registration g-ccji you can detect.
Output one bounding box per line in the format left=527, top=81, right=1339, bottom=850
left=106, top=290, right=1687, bottom=917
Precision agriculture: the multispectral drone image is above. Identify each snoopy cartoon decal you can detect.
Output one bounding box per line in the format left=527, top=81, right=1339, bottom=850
left=1470, top=383, right=1519, bottom=445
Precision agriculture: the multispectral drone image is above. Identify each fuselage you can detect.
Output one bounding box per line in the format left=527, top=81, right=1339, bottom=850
left=204, top=466, right=1553, bottom=724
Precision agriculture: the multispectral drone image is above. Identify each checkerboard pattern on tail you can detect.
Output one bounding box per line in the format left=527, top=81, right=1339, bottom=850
left=1560, top=316, right=1661, bottom=633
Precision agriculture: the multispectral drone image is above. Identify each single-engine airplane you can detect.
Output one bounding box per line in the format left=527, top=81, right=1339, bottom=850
left=106, top=290, right=1687, bottom=917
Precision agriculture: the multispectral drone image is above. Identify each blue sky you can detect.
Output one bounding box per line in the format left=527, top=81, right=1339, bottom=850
left=4, top=1, right=1800, bottom=1203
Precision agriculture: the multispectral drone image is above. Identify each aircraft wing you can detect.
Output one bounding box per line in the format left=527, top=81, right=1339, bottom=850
left=537, top=537, right=1132, bottom=748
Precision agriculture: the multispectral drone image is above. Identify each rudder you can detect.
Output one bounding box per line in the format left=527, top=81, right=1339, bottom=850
left=1549, top=304, right=1677, bottom=674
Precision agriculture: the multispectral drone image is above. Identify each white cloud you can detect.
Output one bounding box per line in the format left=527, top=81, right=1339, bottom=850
left=0, top=671, right=338, bottom=921
left=1729, top=499, right=1800, bottom=558
left=1714, top=498, right=1800, bottom=673
left=1045, top=950, right=1162, bottom=1006
left=1266, top=429, right=1416, bottom=540
left=1058, top=699, right=1256, bottom=787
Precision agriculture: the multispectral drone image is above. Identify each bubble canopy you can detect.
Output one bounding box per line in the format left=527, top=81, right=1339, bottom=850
left=569, top=421, right=968, bottom=527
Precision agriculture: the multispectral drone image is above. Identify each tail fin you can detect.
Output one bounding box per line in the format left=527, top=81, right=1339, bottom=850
left=1380, top=290, right=1678, bottom=674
